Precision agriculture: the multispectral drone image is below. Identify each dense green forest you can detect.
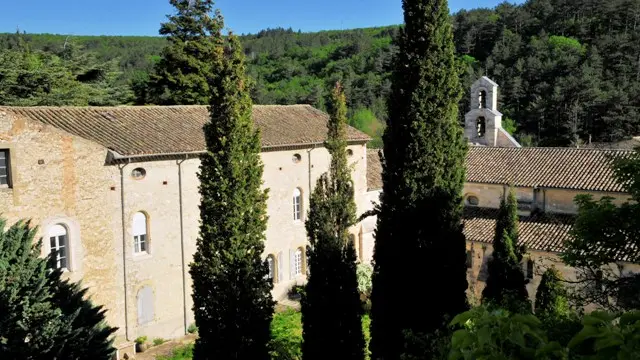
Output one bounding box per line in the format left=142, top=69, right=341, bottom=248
left=0, top=0, right=639, bottom=146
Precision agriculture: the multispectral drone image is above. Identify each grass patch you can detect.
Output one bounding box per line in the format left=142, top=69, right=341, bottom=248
left=157, top=343, right=194, bottom=360
left=158, top=309, right=371, bottom=360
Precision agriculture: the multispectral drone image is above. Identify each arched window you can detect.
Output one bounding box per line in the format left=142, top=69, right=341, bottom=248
left=476, top=117, right=486, bottom=137
left=293, top=188, right=302, bottom=221
left=479, top=90, right=487, bottom=109
left=48, top=224, right=68, bottom=270
left=294, top=248, right=304, bottom=276
left=267, top=254, right=277, bottom=283
left=137, top=286, right=154, bottom=325
left=133, top=212, right=148, bottom=254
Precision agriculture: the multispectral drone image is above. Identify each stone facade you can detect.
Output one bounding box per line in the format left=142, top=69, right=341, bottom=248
left=0, top=108, right=370, bottom=356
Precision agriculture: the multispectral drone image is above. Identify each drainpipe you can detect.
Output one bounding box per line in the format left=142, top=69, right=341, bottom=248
left=177, top=157, right=188, bottom=335
left=119, top=162, right=130, bottom=341
left=307, top=145, right=316, bottom=194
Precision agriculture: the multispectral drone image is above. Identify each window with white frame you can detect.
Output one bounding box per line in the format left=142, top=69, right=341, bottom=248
left=133, top=212, right=148, bottom=254
left=294, top=248, right=303, bottom=276
left=267, top=255, right=276, bottom=283
left=48, top=224, right=68, bottom=270
left=0, top=150, right=11, bottom=187
left=293, top=188, right=302, bottom=221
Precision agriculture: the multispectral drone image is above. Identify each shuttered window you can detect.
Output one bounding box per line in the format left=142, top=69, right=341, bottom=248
left=293, top=188, right=302, bottom=221
left=137, top=286, right=154, bottom=325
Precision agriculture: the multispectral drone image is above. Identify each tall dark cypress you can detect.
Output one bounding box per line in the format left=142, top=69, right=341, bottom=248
left=301, top=83, right=365, bottom=360
left=482, top=187, right=529, bottom=312
left=369, top=0, right=469, bottom=358
left=188, top=10, right=274, bottom=359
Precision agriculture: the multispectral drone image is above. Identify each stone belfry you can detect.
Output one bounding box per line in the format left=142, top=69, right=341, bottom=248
left=464, top=76, right=504, bottom=146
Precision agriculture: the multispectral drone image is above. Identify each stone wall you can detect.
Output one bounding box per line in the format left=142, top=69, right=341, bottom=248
left=0, top=108, right=371, bottom=347
left=0, top=110, right=124, bottom=342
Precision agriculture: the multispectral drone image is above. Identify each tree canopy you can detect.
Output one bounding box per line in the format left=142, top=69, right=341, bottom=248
left=1, top=0, right=638, bottom=147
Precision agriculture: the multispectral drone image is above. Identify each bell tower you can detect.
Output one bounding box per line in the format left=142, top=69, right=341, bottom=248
left=464, top=76, right=502, bottom=146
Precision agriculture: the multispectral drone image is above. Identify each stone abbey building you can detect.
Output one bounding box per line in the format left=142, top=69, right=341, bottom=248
left=0, top=77, right=636, bottom=357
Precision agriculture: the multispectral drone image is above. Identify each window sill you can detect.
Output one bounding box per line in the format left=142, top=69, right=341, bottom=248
left=133, top=252, right=152, bottom=262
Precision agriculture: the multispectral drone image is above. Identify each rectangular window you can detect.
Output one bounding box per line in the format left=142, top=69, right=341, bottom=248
left=293, top=197, right=301, bottom=221
left=50, top=234, right=67, bottom=269
left=526, top=260, right=534, bottom=279
left=466, top=251, right=472, bottom=268
left=134, top=234, right=147, bottom=253
left=294, top=251, right=302, bottom=276
left=0, top=150, right=11, bottom=187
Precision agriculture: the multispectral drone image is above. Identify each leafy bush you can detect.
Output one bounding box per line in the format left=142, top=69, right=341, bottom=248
left=153, top=338, right=167, bottom=346
left=569, top=311, right=640, bottom=358
left=449, top=307, right=565, bottom=360
left=187, top=323, right=198, bottom=334
left=135, top=336, right=148, bottom=345
left=357, top=263, right=373, bottom=296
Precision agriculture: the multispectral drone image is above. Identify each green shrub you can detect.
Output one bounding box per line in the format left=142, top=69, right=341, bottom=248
left=569, top=311, right=640, bottom=358
left=449, top=306, right=566, bottom=359
left=153, top=338, right=167, bottom=346
left=135, top=336, right=148, bottom=345
left=157, top=344, right=194, bottom=360
left=187, top=323, right=198, bottom=334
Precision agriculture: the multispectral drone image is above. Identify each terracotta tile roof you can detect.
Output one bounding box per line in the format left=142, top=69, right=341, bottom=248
left=466, top=146, right=631, bottom=192
left=0, top=105, right=370, bottom=156
left=463, top=207, right=574, bottom=253
left=367, top=149, right=383, bottom=191
left=366, top=147, right=630, bottom=193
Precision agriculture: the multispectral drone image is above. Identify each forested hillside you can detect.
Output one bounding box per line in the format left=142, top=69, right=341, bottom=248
left=1, top=0, right=639, bottom=146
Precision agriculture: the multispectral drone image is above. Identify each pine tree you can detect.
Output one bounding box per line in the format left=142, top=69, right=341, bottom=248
left=148, top=0, right=219, bottom=105
left=0, top=219, right=116, bottom=359
left=48, top=271, right=117, bottom=359
left=188, top=12, right=274, bottom=360
left=369, top=0, right=469, bottom=358
left=482, top=188, right=529, bottom=312
left=301, top=83, right=365, bottom=360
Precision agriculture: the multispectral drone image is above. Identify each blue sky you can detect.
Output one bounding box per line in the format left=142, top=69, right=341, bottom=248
left=0, top=0, right=522, bottom=36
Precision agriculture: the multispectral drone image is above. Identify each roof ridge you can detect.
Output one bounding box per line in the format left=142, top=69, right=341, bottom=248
left=0, top=104, right=314, bottom=110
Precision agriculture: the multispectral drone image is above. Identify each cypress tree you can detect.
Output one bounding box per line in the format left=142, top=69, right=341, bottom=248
left=369, top=0, right=469, bottom=358
left=535, top=267, right=569, bottom=320
left=301, top=83, right=365, bottom=360
left=0, top=219, right=116, bottom=359
left=148, top=0, right=219, bottom=105
left=482, top=188, right=529, bottom=312
left=188, top=11, right=274, bottom=360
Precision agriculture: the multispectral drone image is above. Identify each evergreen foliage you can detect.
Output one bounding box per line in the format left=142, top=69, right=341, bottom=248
left=301, top=83, right=365, bottom=360
left=188, top=7, right=274, bottom=359
left=482, top=188, right=530, bottom=312
left=0, top=219, right=116, bottom=359
left=147, top=0, right=220, bottom=105
left=369, top=0, right=469, bottom=358
left=535, top=267, right=570, bottom=320
left=562, top=147, right=640, bottom=311
left=2, top=0, right=640, bottom=146
left=534, top=267, right=580, bottom=347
